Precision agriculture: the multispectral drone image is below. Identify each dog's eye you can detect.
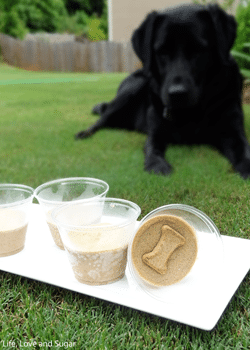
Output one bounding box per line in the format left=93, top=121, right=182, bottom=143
left=155, top=46, right=168, bottom=55
left=155, top=54, right=168, bottom=68
left=155, top=48, right=169, bottom=61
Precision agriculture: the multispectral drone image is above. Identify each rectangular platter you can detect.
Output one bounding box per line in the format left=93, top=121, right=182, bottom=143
left=0, top=204, right=249, bottom=331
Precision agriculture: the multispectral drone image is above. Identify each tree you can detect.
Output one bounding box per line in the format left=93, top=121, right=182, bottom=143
left=14, top=0, right=67, bottom=33
left=0, top=0, right=67, bottom=37
left=0, top=0, right=107, bottom=39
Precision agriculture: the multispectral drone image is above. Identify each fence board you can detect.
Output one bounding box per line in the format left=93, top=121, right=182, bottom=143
left=15, top=40, right=23, bottom=68
left=73, top=42, right=90, bottom=72
left=22, top=40, right=38, bottom=70
left=52, top=43, right=63, bottom=71
left=102, top=41, right=121, bottom=72
left=89, top=41, right=102, bottom=72
left=60, top=42, right=72, bottom=72
left=0, top=33, right=141, bottom=73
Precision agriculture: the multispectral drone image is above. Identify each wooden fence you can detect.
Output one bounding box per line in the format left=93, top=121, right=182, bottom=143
left=0, top=33, right=142, bottom=73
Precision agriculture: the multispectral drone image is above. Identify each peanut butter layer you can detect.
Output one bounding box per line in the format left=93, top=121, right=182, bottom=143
left=132, top=214, right=198, bottom=286
left=47, top=221, right=64, bottom=250
left=66, top=245, right=128, bottom=285
left=0, top=209, right=27, bottom=257
left=64, top=223, right=134, bottom=285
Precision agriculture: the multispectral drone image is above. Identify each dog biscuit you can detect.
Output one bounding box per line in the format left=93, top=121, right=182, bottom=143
left=132, top=214, right=198, bottom=286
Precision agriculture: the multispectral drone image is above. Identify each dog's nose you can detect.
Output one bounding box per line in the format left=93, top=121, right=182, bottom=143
left=168, top=84, right=189, bottom=107
left=168, top=84, right=188, bottom=97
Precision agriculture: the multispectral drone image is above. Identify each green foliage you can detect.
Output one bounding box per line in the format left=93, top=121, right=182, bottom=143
left=62, top=9, right=108, bottom=40
left=63, top=1, right=108, bottom=40
left=15, top=0, right=68, bottom=33
left=0, top=0, right=67, bottom=38
left=99, top=0, right=108, bottom=38
left=1, top=7, right=27, bottom=39
left=87, top=17, right=107, bottom=41
left=232, top=1, right=250, bottom=73
left=0, top=0, right=108, bottom=40
left=61, top=10, right=89, bottom=36
left=231, top=43, right=250, bottom=79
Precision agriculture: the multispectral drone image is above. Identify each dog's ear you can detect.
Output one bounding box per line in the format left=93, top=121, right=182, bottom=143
left=132, top=11, right=158, bottom=77
left=207, top=4, right=236, bottom=65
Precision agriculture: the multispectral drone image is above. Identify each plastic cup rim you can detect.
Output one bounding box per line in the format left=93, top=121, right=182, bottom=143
left=52, top=197, right=141, bottom=231
left=0, top=184, right=34, bottom=208
left=127, top=203, right=223, bottom=301
left=140, top=203, right=220, bottom=236
left=34, top=177, right=109, bottom=205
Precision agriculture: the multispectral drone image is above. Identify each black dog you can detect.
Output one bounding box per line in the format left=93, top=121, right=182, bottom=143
left=75, top=4, right=250, bottom=179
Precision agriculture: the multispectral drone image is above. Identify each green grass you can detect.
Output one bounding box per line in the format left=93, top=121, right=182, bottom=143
left=0, top=63, right=249, bottom=348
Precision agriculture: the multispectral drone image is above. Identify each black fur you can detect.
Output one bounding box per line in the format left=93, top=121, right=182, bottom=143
left=75, top=4, right=250, bottom=179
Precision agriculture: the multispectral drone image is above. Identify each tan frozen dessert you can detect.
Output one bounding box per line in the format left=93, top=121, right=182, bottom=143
left=47, top=220, right=64, bottom=250
left=64, top=223, right=132, bottom=285
left=46, top=204, right=103, bottom=250
left=131, top=215, right=198, bottom=286
left=46, top=210, right=64, bottom=250
left=0, top=209, right=28, bottom=257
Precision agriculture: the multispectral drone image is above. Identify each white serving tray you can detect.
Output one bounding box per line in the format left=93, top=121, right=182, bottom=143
left=0, top=204, right=249, bottom=331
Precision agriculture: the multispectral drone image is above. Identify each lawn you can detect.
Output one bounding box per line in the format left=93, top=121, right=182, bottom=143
left=0, top=63, right=249, bottom=349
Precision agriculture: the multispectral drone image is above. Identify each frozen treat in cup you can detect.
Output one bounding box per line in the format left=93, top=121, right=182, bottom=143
left=130, top=214, right=198, bottom=287
left=128, top=204, right=224, bottom=303
left=52, top=198, right=141, bottom=285
left=0, top=184, right=34, bottom=257
left=34, top=177, right=109, bottom=250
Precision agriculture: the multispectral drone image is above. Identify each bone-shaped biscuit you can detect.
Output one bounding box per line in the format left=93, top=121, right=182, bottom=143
left=142, top=225, right=186, bottom=275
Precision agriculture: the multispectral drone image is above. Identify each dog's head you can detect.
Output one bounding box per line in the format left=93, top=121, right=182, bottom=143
left=132, top=4, right=237, bottom=110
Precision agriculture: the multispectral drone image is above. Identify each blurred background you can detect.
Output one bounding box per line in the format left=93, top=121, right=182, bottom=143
left=0, top=0, right=250, bottom=79
left=0, top=0, right=108, bottom=41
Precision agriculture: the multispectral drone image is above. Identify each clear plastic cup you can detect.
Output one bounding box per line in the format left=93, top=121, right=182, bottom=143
left=128, top=204, right=224, bottom=303
left=34, top=177, right=109, bottom=250
left=52, top=198, right=141, bottom=285
left=0, top=184, right=34, bottom=257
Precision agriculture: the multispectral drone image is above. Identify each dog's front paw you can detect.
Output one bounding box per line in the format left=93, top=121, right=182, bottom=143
left=145, top=155, right=172, bottom=175
left=92, top=102, right=108, bottom=115
left=235, top=159, right=250, bottom=179
left=74, top=130, right=91, bottom=140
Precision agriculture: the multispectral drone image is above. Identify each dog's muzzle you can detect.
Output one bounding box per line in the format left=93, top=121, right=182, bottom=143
left=168, top=83, right=189, bottom=106
left=163, top=83, right=199, bottom=110
left=161, top=73, right=199, bottom=110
